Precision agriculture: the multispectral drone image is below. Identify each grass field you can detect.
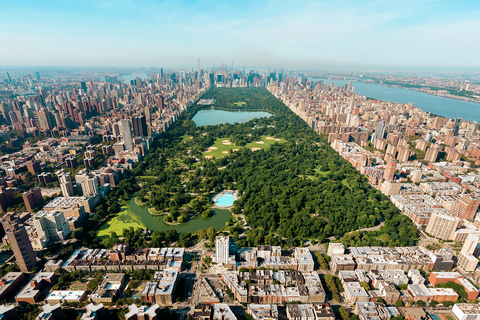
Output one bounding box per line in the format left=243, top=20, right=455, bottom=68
left=180, top=135, right=193, bottom=143
left=130, top=281, right=148, bottom=299
left=203, top=135, right=286, bottom=158
left=97, top=201, right=145, bottom=239
left=233, top=101, right=246, bottom=106
left=69, top=283, right=88, bottom=291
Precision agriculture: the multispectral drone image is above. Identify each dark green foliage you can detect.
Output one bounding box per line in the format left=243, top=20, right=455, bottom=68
left=436, top=281, right=468, bottom=299
left=323, top=274, right=342, bottom=302
left=87, top=272, right=104, bottom=292
left=138, top=87, right=417, bottom=245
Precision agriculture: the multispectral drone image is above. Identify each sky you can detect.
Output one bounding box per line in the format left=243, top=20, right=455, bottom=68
left=1, top=0, right=480, bottom=70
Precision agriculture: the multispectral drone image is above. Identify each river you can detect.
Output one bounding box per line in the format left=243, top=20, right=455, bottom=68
left=311, top=78, right=480, bottom=122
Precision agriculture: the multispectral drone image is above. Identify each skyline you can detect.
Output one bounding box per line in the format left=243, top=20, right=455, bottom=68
left=1, top=0, right=480, bottom=70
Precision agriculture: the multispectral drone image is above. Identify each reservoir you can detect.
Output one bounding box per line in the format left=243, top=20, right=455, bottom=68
left=97, top=197, right=231, bottom=239
left=120, top=73, right=149, bottom=83
left=192, top=109, right=272, bottom=127
left=312, top=78, right=480, bottom=122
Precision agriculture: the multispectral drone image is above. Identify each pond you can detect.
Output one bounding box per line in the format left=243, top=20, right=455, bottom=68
left=192, top=109, right=272, bottom=127
left=97, top=197, right=231, bottom=239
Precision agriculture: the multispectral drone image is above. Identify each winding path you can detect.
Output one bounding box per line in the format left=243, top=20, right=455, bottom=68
left=344, top=221, right=385, bottom=235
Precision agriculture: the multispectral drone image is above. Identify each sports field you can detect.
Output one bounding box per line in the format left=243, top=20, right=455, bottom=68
left=69, top=283, right=88, bottom=291
left=203, top=135, right=286, bottom=158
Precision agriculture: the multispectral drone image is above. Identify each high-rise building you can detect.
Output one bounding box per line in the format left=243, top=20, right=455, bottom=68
left=33, top=211, right=70, bottom=244
left=383, top=158, right=397, bottom=181
left=1, top=213, right=36, bottom=272
left=34, top=72, right=40, bottom=81
left=215, top=236, right=230, bottom=265
left=26, top=161, right=41, bottom=175
left=58, top=172, right=72, bottom=184
left=132, top=115, right=148, bottom=137
left=461, top=233, right=480, bottom=256
left=454, top=195, right=480, bottom=220
left=425, top=147, right=440, bottom=163
left=81, top=177, right=98, bottom=196
left=66, top=157, right=77, bottom=168
left=38, top=109, right=53, bottom=131
left=371, top=121, right=386, bottom=144
left=467, top=122, right=479, bottom=136
left=452, top=118, right=461, bottom=136
left=119, top=119, right=133, bottom=151
left=0, top=188, right=14, bottom=212
left=60, top=181, right=75, bottom=197
left=22, top=187, right=43, bottom=212
left=426, top=211, right=460, bottom=241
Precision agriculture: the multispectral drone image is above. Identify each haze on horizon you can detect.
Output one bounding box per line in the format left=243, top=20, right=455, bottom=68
left=1, top=0, right=480, bottom=71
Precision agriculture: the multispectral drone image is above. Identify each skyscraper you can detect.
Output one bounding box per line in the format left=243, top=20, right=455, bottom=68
left=81, top=177, right=98, bottom=196
left=119, top=119, right=133, bottom=151
left=215, top=236, right=229, bottom=265
left=34, top=72, right=40, bottom=81
left=1, top=213, right=36, bottom=272
left=467, top=122, right=479, bottom=136
left=452, top=118, right=461, bottom=136
left=383, top=158, right=397, bottom=181
left=157, top=97, right=164, bottom=112
left=61, top=180, right=75, bottom=197
left=132, top=115, right=148, bottom=137
left=371, top=121, right=386, bottom=144
left=6, top=72, right=12, bottom=83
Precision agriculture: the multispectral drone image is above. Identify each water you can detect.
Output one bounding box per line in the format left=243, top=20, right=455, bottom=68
left=310, top=78, right=480, bottom=122
left=192, top=109, right=272, bottom=127
left=121, top=73, right=149, bottom=83
left=97, top=197, right=231, bottom=239
left=216, top=194, right=236, bottom=207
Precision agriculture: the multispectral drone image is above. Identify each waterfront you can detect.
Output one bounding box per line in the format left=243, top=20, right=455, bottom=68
left=192, top=109, right=272, bottom=127
left=312, top=78, right=480, bottom=122
left=120, top=73, right=149, bottom=82
left=97, top=197, right=231, bottom=239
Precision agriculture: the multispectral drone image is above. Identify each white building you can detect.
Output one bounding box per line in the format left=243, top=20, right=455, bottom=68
left=119, top=119, right=134, bottom=151
left=81, top=177, right=98, bottom=196
left=452, top=304, right=480, bottom=320
left=33, top=211, right=71, bottom=243
left=215, top=236, right=230, bottom=265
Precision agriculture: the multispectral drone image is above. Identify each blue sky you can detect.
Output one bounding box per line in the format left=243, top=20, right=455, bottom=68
left=1, top=0, right=480, bottom=69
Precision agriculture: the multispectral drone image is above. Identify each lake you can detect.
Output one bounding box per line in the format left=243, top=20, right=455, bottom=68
left=121, top=73, right=149, bottom=83
left=311, top=78, right=480, bottom=122
left=97, top=197, right=231, bottom=239
left=192, top=109, right=273, bottom=126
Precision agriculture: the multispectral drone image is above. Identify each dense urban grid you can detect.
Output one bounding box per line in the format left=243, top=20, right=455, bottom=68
left=1, top=66, right=480, bottom=320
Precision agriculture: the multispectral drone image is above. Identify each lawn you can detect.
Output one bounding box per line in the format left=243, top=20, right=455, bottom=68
left=233, top=101, right=246, bottom=106
left=97, top=201, right=146, bottom=240
left=69, top=283, right=88, bottom=291
left=445, top=316, right=454, bottom=320
left=180, top=134, right=193, bottom=143
left=203, top=135, right=286, bottom=158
